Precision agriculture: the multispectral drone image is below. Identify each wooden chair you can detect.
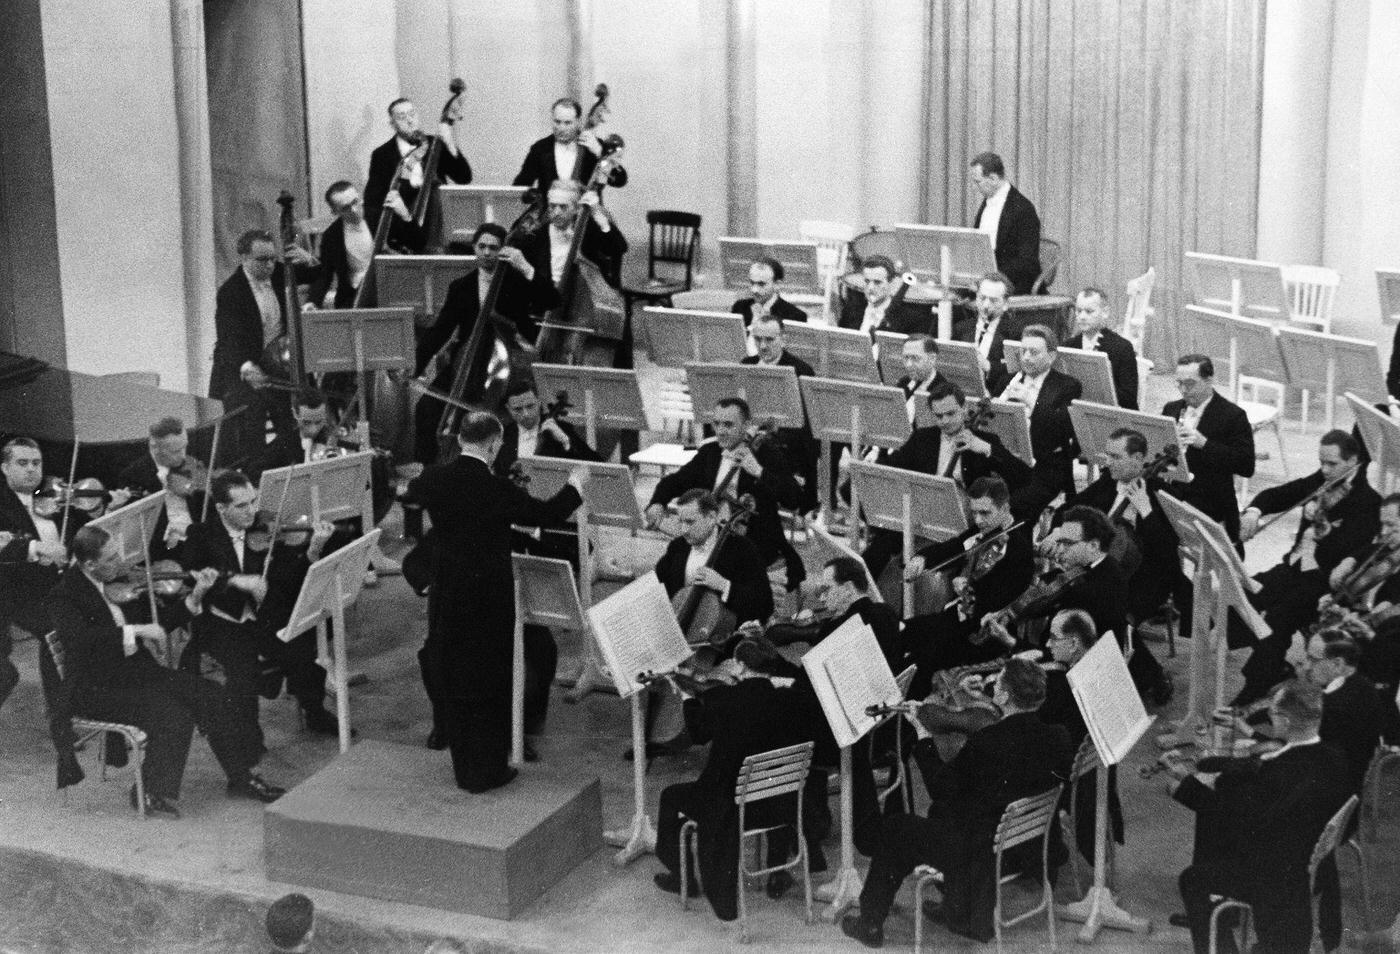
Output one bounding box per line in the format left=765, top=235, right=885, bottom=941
left=1283, top=264, right=1340, bottom=334
left=621, top=210, right=701, bottom=318
left=1122, top=267, right=1156, bottom=352
left=1236, top=375, right=1290, bottom=496
left=1032, top=238, right=1062, bottom=294
left=913, top=784, right=1063, bottom=954
left=799, top=220, right=856, bottom=314
left=679, top=740, right=816, bottom=942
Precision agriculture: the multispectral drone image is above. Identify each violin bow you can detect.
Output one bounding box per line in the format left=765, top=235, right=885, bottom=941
left=260, top=475, right=295, bottom=583
left=59, top=439, right=81, bottom=544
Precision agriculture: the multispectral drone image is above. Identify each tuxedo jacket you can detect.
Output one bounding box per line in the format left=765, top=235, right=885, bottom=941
left=1007, top=368, right=1082, bottom=492
left=808, top=597, right=905, bottom=673
left=1247, top=470, right=1380, bottom=577
left=114, top=453, right=206, bottom=562
left=915, top=524, right=1035, bottom=618
left=413, top=264, right=548, bottom=377
left=972, top=186, right=1042, bottom=295
left=522, top=217, right=629, bottom=296
left=654, top=531, right=773, bottom=627
left=363, top=134, right=472, bottom=233
left=491, top=418, right=602, bottom=479
left=952, top=315, right=1011, bottom=394
left=512, top=134, right=628, bottom=192
left=925, top=711, right=1072, bottom=831
left=1161, top=393, right=1255, bottom=540
left=885, top=426, right=1033, bottom=491
left=1322, top=673, right=1384, bottom=793
left=0, top=489, right=71, bottom=634
left=304, top=218, right=360, bottom=310
left=1061, top=474, right=1179, bottom=580
left=1388, top=321, right=1400, bottom=401
left=208, top=265, right=289, bottom=402
left=181, top=518, right=308, bottom=626
left=1062, top=328, right=1139, bottom=410
left=1056, top=556, right=1130, bottom=643
left=731, top=295, right=807, bottom=326
left=739, top=350, right=815, bottom=379
left=837, top=292, right=934, bottom=336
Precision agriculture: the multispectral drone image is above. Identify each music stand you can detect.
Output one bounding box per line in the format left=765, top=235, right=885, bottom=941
left=1376, top=268, right=1400, bottom=324
left=1348, top=394, right=1400, bottom=494
left=277, top=530, right=379, bottom=752
left=979, top=399, right=1035, bottom=468
left=435, top=184, right=529, bottom=243
left=88, top=492, right=178, bottom=666
left=849, top=463, right=967, bottom=617
left=717, top=238, right=823, bottom=296
left=641, top=307, right=746, bottom=367
left=1056, top=347, right=1118, bottom=406
left=894, top=225, right=997, bottom=338
left=684, top=363, right=804, bottom=430
left=1226, top=314, right=1289, bottom=401
left=530, top=364, right=647, bottom=449
left=373, top=255, right=474, bottom=328
left=1069, top=401, right=1192, bottom=483
left=806, top=521, right=883, bottom=600
left=801, top=377, right=911, bottom=525
left=257, top=452, right=376, bottom=531
left=513, top=554, right=588, bottom=767
left=931, top=339, right=990, bottom=398
left=1276, top=328, right=1387, bottom=431
left=782, top=323, right=879, bottom=382
left=1184, top=251, right=1291, bottom=323
left=302, top=307, right=416, bottom=442
left=873, top=330, right=909, bottom=385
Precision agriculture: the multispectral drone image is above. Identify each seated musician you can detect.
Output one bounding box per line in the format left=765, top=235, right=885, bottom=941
left=742, top=316, right=819, bottom=512
left=303, top=181, right=373, bottom=309
left=1063, top=286, right=1139, bottom=410
left=364, top=96, right=472, bottom=254
left=514, top=97, right=628, bottom=194
left=524, top=179, right=628, bottom=294
left=732, top=257, right=807, bottom=327
left=839, top=254, right=933, bottom=336
left=900, top=476, right=1033, bottom=698
left=182, top=471, right=342, bottom=743
left=997, top=325, right=1083, bottom=524
left=1231, top=430, right=1380, bottom=706
left=842, top=658, right=1072, bottom=946
left=646, top=397, right=806, bottom=602
left=110, top=416, right=206, bottom=561
left=952, top=272, right=1012, bottom=391
left=895, top=336, right=949, bottom=426
left=1169, top=680, right=1351, bottom=954
left=1327, top=493, right=1400, bottom=704
left=861, top=382, right=1031, bottom=582
left=47, top=524, right=285, bottom=815
left=764, top=557, right=903, bottom=673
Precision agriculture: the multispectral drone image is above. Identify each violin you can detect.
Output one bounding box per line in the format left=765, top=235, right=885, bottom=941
left=1250, top=461, right=1362, bottom=538
left=164, top=457, right=211, bottom=498
left=1332, top=537, right=1400, bottom=608
left=103, top=560, right=226, bottom=604
left=636, top=665, right=736, bottom=697
left=245, top=514, right=314, bottom=552
left=974, top=563, right=1089, bottom=647
left=33, top=477, right=110, bottom=519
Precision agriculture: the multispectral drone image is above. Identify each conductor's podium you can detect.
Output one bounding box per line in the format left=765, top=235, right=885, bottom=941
left=264, top=740, right=602, bottom=919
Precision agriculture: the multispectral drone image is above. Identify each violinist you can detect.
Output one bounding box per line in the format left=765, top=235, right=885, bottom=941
left=1326, top=494, right=1400, bottom=701
left=364, top=96, right=472, bottom=254
left=513, top=97, right=628, bottom=194
left=764, top=557, right=903, bottom=672
left=111, top=417, right=207, bottom=560
left=1231, top=430, right=1380, bottom=706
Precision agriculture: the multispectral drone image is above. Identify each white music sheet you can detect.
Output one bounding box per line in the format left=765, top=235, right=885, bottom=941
left=1066, top=633, right=1153, bottom=766
left=802, top=615, right=900, bottom=748
left=586, top=572, right=691, bottom=697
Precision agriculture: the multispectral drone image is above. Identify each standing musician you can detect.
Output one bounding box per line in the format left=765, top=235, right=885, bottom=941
left=997, top=324, right=1083, bottom=523
left=953, top=272, right=1013, bottom=390
left=403, top=411, right=584, bottom=793
left=110, top=417, right=207, bottom=562
left=969, top=152, right=1042, bottom=296
left=1161, top=354, right=1255, bottom=545
left=514, top=97, right=628, bottom=193
left=899, top=477, right=1033, bottom=696
left=732, top=257, right=808, bottom=327
left=839, top=254, right=934, bottom=336
left=1063, top=286, right=1139, bottom=410
left=303, top=181, right=375, bottom=309
left=647, top=397, right=806, bottom=601
left=1230, top=430, right=1380, bottom=706
left=364, top=96, right=472, bottom=254
left=742, top=316, right=819, bottom=512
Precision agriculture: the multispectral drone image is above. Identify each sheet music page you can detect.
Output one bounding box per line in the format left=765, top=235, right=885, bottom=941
left=802, top=615, right=900, bottom=748
left=1065, top=632, right=1153, bottom=766
left=586, top=572, right=691, bottom=698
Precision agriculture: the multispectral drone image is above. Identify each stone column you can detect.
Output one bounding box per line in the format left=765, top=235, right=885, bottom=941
left=725, top=0, right=757, bottom=236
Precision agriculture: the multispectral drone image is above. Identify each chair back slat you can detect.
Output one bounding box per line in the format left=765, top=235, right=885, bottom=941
left=1308, top=795, right=1359, bottom=883
left=993, top=786, right=1062, bottom=852
left=1072, top=736, right=1100, bottom=779
left=734, top=742, right=814, bottom=805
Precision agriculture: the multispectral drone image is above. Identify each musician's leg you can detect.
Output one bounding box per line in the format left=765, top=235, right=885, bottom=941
left=1179, top=863, right=1237, bottom=954
left=655, top=781, right=701, bottom=876
left=855, top=813, right=947, bottom=928
left=1235, top=568, right=1326, bottom=705
left=522, top=623, right=557, bottom=738
left=199, top=618, right=265, bottom=756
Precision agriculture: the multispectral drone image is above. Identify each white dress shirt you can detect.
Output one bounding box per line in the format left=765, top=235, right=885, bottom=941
left=344, top=219, right=374, bottom=290
left=1001, top=370, right=1047, bottom=408
left=860, top=298, right=891, bottom=336
left=713, top=451, right=740, bottom=493
left=683, top=531, right=732, bottom=602
left=517, top=426, right=540, bottom=460
left=396, top=135, right=424, bottom=189
left=548, top=225, right=573, bottom=285
left=978, top=181, right=1011, bottom=251
left=935, top=433, right=958, bottom=479
left=554, top=141, right=580, bottom=182
left=242, top=264, right=281, bottom=347
left=1178, top=392, right=1214, bottom=431
left=153, top=459, right=193, bottom=540
left=974, top=315, right=1002, bottom=361
left=82, top=569, right=140, bottom=657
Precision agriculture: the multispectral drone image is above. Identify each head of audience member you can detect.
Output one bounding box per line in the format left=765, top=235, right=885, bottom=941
left=1267, top=679, right=1325, bottom=742
left=1074, top=287, right=1112, bottom=338
left=551, top=97, right=583, bottom=144
left=505, top=380, right=544, bottom=432
left=388, top=96, right=421, bottom=141
left=266, top=892, right=315, bottom=954
left=1103, top=428, right=1148, bottom=484
left=1048, top=608, right=1099, bottom=667
left=2, top=438, right=44, bottom=494
left=1056, top=506, right=1114, bottom=572
left=749, top=316, right=787, bottom=364
left=237, top=229, right=278, bottom=284
left=747, top=258, right=784, bottom=307
left=974, top=272, right=1011, bottom=324
left=471, top=223, right=507, bottom=271
left=325, top=180, right=365, bottom=226
left=969, top=151, right=1008, bottom=200
left=146, top=417, right=189, bottom=470
left=1017, top=324, right=1058, bottom=378
left=1174, top=354, right=1216, bottom=408
left=901, top=335, right=939, bottom=385
left=993, top=656, right=1046, bottom=714
left=925, top=381, right=968, bottom=438
left=211, top=471, right=258, bottom=533
left=861, top=255, right=899, bottom=307
left=294, top=391, right=330, bottom=441
left=1305, top=629, right=1360, bottom=689
left=72, top=525, right=122, bottom=584
left=967, top=476, right=1013, bottom=534
left=675, top=489, right=719, bottom=548
left=711, top=397, right=752, bottom=452
left=455, top=411, right=505, bottom=464
left=1317, top=429, right=1361, bottom=483
left=820, top=557, right=870, bottom=617
left=1380, top=494, right=1400, bottom=549
left=546, top=180, right=583, bottom=230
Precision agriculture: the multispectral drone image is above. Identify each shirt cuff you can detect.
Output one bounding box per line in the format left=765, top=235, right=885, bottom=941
left=720, top=579, right=731, bottom=603
left=28, top=541, right=39, bottom=563
left=239, top=360, right=257, bottom=376
left=121, top=625, right=137, bottom=657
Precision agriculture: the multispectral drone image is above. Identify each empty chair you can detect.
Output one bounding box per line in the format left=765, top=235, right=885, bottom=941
left=798, top=220, right=857, bottom=323
left=1283, top=264, right=1340, bottom=334
left=621, top=210, right=702, bottom=318
left=1236, top=375, right=1290, bottom=495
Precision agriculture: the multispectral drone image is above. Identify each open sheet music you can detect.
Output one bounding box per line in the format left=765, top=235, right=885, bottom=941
left=802, top=615, right=901, bottom=748
left=587, top=572, right=691, bottom=697
left=1066, top=632, right=1153, bottom=766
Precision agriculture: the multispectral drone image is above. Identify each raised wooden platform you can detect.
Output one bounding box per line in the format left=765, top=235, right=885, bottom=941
left=264, top=740, right=602, bottom=920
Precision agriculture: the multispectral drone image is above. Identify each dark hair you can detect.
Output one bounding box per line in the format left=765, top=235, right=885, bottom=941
left=1315, top=629, right=1361, bottom=667
left=978, top=272, right=1012, bottom=297
left=551, top=97, right=583, bottom=118
left=1053, top=608, right=1099, bottom=648
left=456, top=411, right=503, bottom=445
left=471, top=222, right=508, bottom=245
left=905, top=334, right=939, bottom=356
left=1060, top=505, right=1115, bottom=550
left=1320, top=428, right=1361, bottom=461
left=324, top=179, right=356, bottom=207
left=676, top=488, right=718, bottom=514
left=210, top=470, right=252, bottom=506
left=1271, top=679, right=1324, bottom=729
left=505, top=379, right=538, bottom=400
left=1177, top=354, right=1215, bottom=379
left=1, top=437, right=39, bottom=464
left=1021, top=323, right=1059, bottom=351
left=966, top=475, right=1010, bottom=507
left=387, top=96, right=412, bottom=115
left=715, top=396, right=752, bottom=421
left=1000, top=657, right=1047, bottom=709
left=824, top=556, right=870, bottom=592
left=970, top=151, right=1006, bottom=177
left=926, top=380, right=966, bottom=407
left=72, top=524, right=109, bottom=565
left=236, top=229, right=274, bottom=256
left=266, top=893, right=315, bottom=950
left=148, top=417, right=185, bottom=440
left=1108, top=427, right=1147, bottom=457
left=1078, top=286, right=1110, bottom=309
left=294, top=389, right=325, bottom=410
left=749, top=314, right=786, bottom=333
left=752, top=256, right=785, bottom=282
left=861, top=255, right=897, bottom=281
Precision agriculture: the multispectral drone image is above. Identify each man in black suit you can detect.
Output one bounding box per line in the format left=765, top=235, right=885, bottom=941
left=1064, top=286, right=1139, bottom=410
left=894, top=335, right=950, bottom=428
left=404, top=411, right=583, bottom=792
left=731, top=257, right=807, bottom=327
left=1160, top=354, right=1255, bottom=544
left=364, top=96, right=472, bottom=254
left=842, top=659, right=1072, bottom=946
left=46, top=525, right=282, bottom=814
left=647, top=396, right=806, bottom=598
left=513, top=97, right=628, bottom=192
left=303, top=181, right=375, bottom=309
left=997, top=324, right=1083, bottom=523
left=765, top=556, right=904, bottom=673
left=953, top=273, right=1014, bottom=393
left=969, top=151, right=1041, bottom=295
left=1231, top=430, right=1380, bottom=705
left=838, top=254, right=933, bottom=336
left=1172, top=681, right=1351, bottom=954
left=523, top=179, right=629, bottom=296
left=743, top=315, right=819, bottom=511
left=109, top=417, right=206, bottom=564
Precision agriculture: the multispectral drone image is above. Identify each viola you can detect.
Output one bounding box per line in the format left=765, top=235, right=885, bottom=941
left=33, top=477, right=110, bottom=519
left=974, top=563, right=1089, bottom=647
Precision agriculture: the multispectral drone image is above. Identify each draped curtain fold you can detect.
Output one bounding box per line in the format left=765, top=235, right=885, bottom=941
left=921, top=0, right=1265, bottom=366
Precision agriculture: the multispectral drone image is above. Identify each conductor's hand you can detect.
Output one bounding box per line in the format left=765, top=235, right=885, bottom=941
left=189, top=568, right=220, bottom=603
left=306, top=520, right=336, bottom=562
left=644, top=503, right=666, bottom=529
left=689, top=566, right=727, bottom=593
left=953, top=431, right=992, bottom=457
left=730, top=444, right=763, bottom=477
left=385, top=191, right=412, bottom=222
left=903, top=555, right=926, bottom=581
left=1239, top=507, right=1262, bottom=543
left=228, top=573, right=268, bottom=603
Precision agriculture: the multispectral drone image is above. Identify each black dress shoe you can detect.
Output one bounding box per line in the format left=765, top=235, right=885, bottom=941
left=463, top=767, right=518, bottom=794
left=523, top=739, right=540, bottom=763
left=228, top=773, right=286, bottom=803
left=1168, top=912, right=1190, bottom=928
left=652, top=871, right=701, bottom=897
left=303, top=707, right=356, bottom=738
left=765, top=870, right=794, bottom=899
left=840, top=913, right=884, bottom=948
left=426, top=728, right=447, bottom=750
left=130, top=785, right=180, bottom=819
left=623, top=737, right=689, bottom=761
